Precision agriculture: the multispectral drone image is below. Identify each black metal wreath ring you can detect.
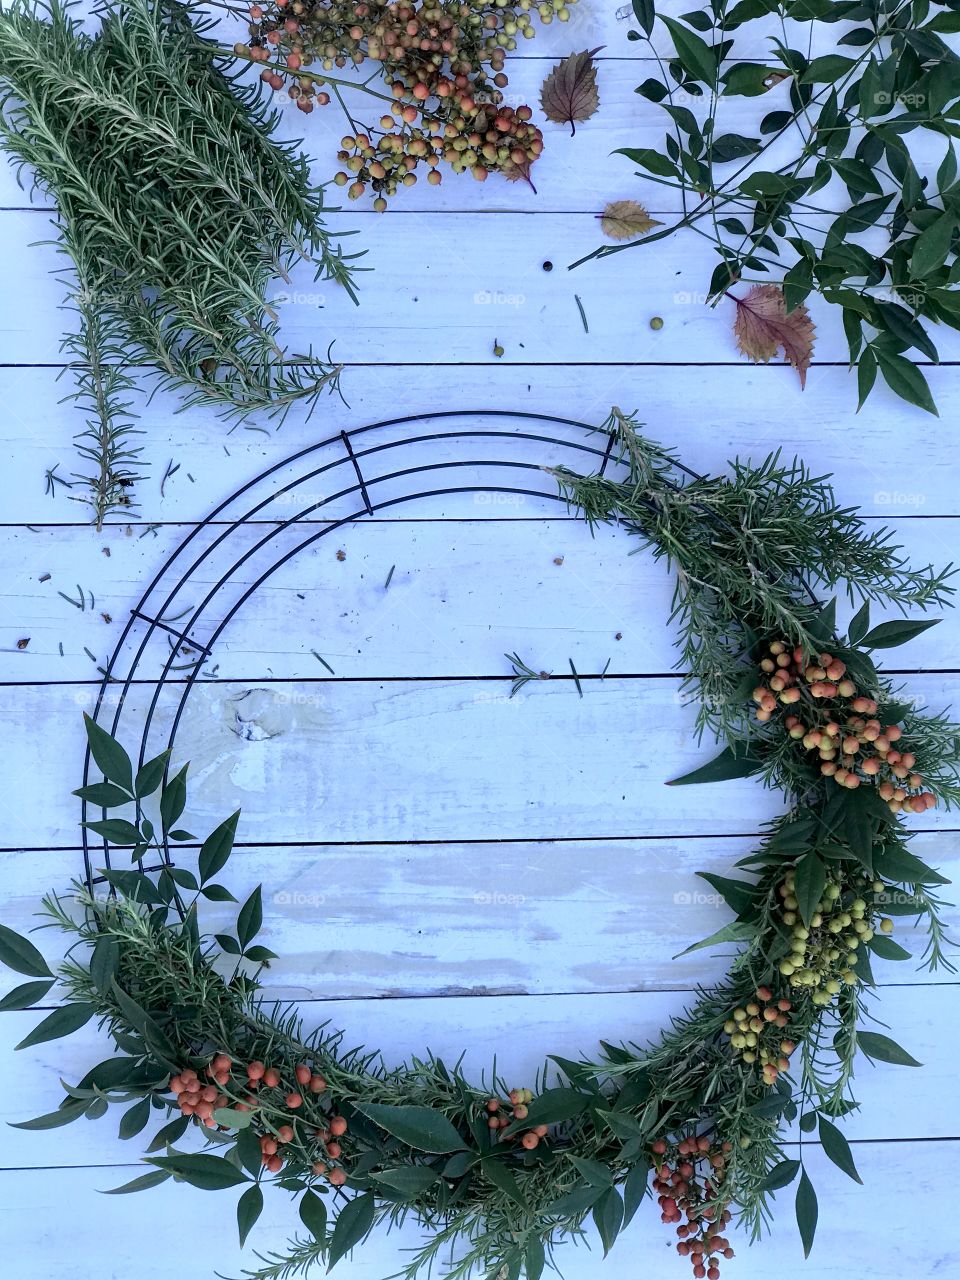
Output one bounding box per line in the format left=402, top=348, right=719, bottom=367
left=80, top=409, right=641, bottom=902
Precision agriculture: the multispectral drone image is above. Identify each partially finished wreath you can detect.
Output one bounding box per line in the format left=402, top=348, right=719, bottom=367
left=1, top=410, right=957, bottom=1280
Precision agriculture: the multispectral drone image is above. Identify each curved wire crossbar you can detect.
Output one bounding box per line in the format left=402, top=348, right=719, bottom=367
left=80, top=410, right=634, bottom=900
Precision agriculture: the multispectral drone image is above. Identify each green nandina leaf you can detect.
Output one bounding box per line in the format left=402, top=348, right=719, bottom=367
left=544, top=1182, right=604, bottom=1215
left=858, top=619, right=940, bottom=649
left=801, top=54, right=855, bottom=82
left=147, top=1153, right=249, bottom=1190
left=83, top=714, right=133, bottom=791
left=793, top=852, right=827, bottom=928
left=525, top=1235, right=546, bottom=1280
left=481, top=1158, right=528, bottom=1207
left=146, top=1114, right=191, bottom=1152
left=758, top=1159, right=800, bottom=1192
left=118, top=1095, right=151, bottom=1139
left=622, top=1160, right=649, bottom=1226
left=696, top=872, right=758, bottom=918
left=214, top=1108, right=253, bottom=1129
left=875, top=351, right=938, bottom=416
left=73, top=781, right=135, bottom=808
left=371, top=1166, right=440, bottom=1197
left=299, top=1188, right=327, bottom=1239
left=10, top=1099, right=87, bottom=1130
left=135, top=750, right=171, bottom=799
left=89, top=934, right=117, bottom=997
left=674, top=919, right=756, bottom=957
left=795, top=1168, right=818, bottom=1257
left=848, top=600, right=870, bottom=645
left=632, top=0, right=655, bottom=37
left=236, top=885, right=263, bottom=949
left=593, top=1187, right=624, bottom=1256
left=911, top=213, right=955, bottom=278
left=874, top=844, right=948, bottom=885
left=83, top=818, right=143, bottom=845
left=101, top=869, right=164, bottom=904
left=868, top=934, right=911, bottom=961
left=354, top=1103, right=467, bottom=1153
left=667, top=746, right=762, bottom=785
left=506, top=1087, right=590, bottom=1132
left=159, top=764, right=188, bottom=833
left=237, top=1183, right=264, bottom=1247
left=102, top=1170, right=171, bottom=1195
left=817, top=1116, right=862, bottom=1183
left=0, top=978, right=55, bottom=1011
left=569, top=1156, right=614, bottom=1187
left=661, top=16, right=718, bottom=84
left=0, top=924, right=52, bottom=978
left=857, top=1030, right=922, bottom=1066
left=15, top=1002, right=95, bottom=1050
left=327, top=1192, right=376, bottom=1270
left=198, top=811, right=241, bottom=884
left=615, top=147, right=681, bottom=179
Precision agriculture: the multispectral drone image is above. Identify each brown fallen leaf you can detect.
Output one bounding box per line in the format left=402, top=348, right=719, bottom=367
left=540, top=48, right=602, bottom=136
left=732, top=284, right=815, bottom=388
left=599, top=199, right=663, bottom=241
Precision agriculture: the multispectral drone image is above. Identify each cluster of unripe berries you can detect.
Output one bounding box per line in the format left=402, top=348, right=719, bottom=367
left=722, top=986, right=795, bottom=1086
left=233, top=0, right=568, bottom=203
left=776, top=870, right=894, bottom=1001
left=651, top=1134, right=735, bottom=1279
left=484, top=1087, right=549, bottom=1149
left=168, top=1053, right=349, bottom=1184
left=752, top=639, right=936, bottom=813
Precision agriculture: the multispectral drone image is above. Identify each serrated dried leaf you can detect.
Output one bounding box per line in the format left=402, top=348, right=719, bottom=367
left=599, top=200, right=663, bottom=241
left=540, top=48, right=602, bottom=136
left=733, top=284, right=816, bottom=388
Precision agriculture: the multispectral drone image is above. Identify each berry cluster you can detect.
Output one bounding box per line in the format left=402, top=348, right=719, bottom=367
left=484, top=1087, right=549, bottom=1149
left=722, top=986, right=795, bottom=1086
left=234, top=0, right=570, bottom=203
left=776, top=871, right=895, bottom=1002
left=651, top=1135, right=735, bottom=1279
left=168, top=1053, right=350, bottom=1184
left=751, top=638, right=936, bottom=813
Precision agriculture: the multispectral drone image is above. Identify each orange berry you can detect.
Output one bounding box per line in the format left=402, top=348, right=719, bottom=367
left=277, top=1125, right=295, bottom=1144
left=309, top=1074, right=327, bottom=1093
left=326, top=1141, right=342, bottom=1159
left=521, top=1132, right=539, bottom=1150
left=263, top=1067, right=281, bottom=1088
left=329, top=1168, right=347, bottom=1186
left=286, top=1092, right=304, bottom=1109
left=295, top=1064, right=312, bottom=1086
left=266, top=1154, right=283, bottom=1173
left=329, top=1116, right=348, bottom=1137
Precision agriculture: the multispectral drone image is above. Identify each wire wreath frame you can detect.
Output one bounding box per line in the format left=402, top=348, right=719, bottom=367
left=79, top=409, right=647, bottom=900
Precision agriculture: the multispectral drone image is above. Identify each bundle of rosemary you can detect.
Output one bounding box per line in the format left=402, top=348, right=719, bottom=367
left=0, top=0, right=359, bottom=524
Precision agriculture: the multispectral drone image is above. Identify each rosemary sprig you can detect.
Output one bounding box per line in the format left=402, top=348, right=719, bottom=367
left=0, top=0, right=360, bottom=523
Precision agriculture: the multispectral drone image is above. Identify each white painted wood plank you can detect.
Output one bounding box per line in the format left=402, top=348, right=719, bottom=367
left=0, top=1136, right=955, bottom=1278
left=1, top=365, right=959, bottom=530
left=3, top=513, right=958, bottom=681
left=0, top=985, right=955, bottom=1171
left=2, top=832, right=952, bottom=1006
left=2, top=675, right=959, bottom=847
left=4, top=211, right=959, bottom=368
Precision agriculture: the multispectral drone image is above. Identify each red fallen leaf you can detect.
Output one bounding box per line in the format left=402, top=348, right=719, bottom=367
left=732, top=284, right=815, bottom=388
left=540, top=48, right=602, bottom=136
